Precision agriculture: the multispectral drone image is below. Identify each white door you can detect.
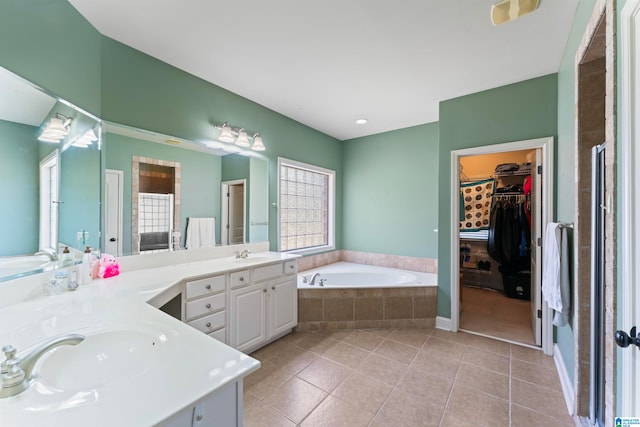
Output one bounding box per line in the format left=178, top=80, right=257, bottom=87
left=270, top=276, right=297, bottom=337
left=230, top=284, right=266, bottom=352
left=105, top=170, right=123, bottom=256
left=621, top=0, right=640, bottom=416
left=39, top=150, right=59, bottom=252
left=530, top=149, right=542, bottom=346
left=229, top=184, right=245, bottom=244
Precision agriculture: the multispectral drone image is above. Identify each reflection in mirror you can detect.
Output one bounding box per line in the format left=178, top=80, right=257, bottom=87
left=103, top=123, right=268, bottom=257
left=0, top=66, right=101, bottom=282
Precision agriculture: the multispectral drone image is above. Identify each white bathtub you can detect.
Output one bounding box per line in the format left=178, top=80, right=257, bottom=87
left=297, top=262, right=437, bottom=289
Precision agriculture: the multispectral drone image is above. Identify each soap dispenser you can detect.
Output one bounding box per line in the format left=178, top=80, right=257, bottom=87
left=81, top=246, right=93, bottom=285
left=60, top=246, right=73, bottom=267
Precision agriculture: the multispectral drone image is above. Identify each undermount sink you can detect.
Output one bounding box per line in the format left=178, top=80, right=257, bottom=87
left=36, top=325, right=176, bottom=391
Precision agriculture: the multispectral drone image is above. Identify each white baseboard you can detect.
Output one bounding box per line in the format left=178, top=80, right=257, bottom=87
left=436, top=316, right=452, bottom=331
left=554, top=343, right=575, bottom=416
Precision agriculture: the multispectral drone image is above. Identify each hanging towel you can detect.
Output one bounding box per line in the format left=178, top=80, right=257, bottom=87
left=541, top=222, right=571, bottom=326
left=186, top=217, right=216, bottom=249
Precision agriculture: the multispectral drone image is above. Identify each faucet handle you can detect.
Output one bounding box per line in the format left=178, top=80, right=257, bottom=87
left=1, top=345, right=25, bottom=387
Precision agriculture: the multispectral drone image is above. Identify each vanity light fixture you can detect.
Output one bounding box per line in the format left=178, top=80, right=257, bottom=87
left=213, top=122, right=267, bottom=151
left=38, top=114, right=73, bottom=143
left=71, top=128, right=98, bottom=148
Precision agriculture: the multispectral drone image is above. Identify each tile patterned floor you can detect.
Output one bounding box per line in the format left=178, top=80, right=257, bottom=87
left=243, top=328, right=574, bottom=426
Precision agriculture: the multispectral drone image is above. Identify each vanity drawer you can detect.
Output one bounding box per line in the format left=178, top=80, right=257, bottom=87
left=283, top=261, right=298, bottom=275
left=185, top=275, right=225, bottom=300
left=229, top=270, right=250, bottom=289
left=209, top=327, right=226, bottom=343
left=185, top=293, right=225, bottom=320
left=188, top=311, right=225, bottom=334
left=253, top=263, right=283, bottom=282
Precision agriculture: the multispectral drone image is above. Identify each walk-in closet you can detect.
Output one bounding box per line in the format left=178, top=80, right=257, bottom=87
left=458, top=148, right=541, bottom=346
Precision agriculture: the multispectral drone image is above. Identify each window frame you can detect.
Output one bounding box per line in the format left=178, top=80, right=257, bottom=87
left=277, top=157, right=335, bottom=255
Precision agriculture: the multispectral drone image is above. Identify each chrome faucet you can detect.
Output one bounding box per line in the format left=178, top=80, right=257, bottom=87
left=308, top=272, right=321, bottom=286
left=234, top=249, right=251, bottom=259
left=35, top=248, right=58, bottom=261
left=0, top=333, right=85, bottom=398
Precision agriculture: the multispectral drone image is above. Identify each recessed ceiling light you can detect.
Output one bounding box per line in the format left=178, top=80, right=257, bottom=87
left=355, top=118, right=368, bottom=125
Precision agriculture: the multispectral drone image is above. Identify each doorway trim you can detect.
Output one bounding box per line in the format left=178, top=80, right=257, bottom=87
left=221, top=179, right=247, bottom=245
left=450, top=136, right=555, bottom=355
left=105, top=169, right=123, bottom=256
left=620, top=0, right=640, bottom=415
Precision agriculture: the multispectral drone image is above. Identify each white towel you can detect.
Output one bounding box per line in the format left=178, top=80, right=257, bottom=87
left=185, top=217, right=216, bottom=249
left=541, top=222, right=571, bottom=326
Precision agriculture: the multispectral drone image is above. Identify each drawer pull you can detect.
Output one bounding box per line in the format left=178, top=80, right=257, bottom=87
left=272, top=286, right=276, bottom=290
left=206, top=303, right=211, bottom=309
left=289, top=265, right=294, bottom=269
left=206, top=322, right=212, bottom=328
left=262, top=288, right=267, bottom=293
left=206, top=284, right=211, bottom=290
left=239, top=276, right=245, bottom=282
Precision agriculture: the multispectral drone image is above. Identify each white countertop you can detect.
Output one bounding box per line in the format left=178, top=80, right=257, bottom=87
left=0, top=251, right=298, bottom=426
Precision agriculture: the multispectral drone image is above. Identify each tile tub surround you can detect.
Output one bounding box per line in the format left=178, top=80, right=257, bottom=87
left=243, top=328, right=574, bottom=426
left=297, top=286, right=437, bottom=331
left=297, top=250, right=438, bottom=274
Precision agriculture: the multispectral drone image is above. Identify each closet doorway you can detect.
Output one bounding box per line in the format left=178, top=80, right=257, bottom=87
left=450, top=137, right=554, bottom=354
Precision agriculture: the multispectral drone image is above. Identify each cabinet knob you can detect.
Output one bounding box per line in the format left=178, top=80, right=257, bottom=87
left=262, top=288, right=267, bottom=293
left=272, top=286, right=276, bottom=291
left=206, top=284, right=211, bottom=290
left=289, top=265, right=294, bottom=269
left=206, top=303, right=211, bottom=309
left=239, top=276, right=245, bottom=282
left=206, top=322, right=212, bottom=328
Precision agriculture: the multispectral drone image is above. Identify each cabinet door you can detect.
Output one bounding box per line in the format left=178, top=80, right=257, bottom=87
left=230, top=284, right=267, bottom=351
left=270, top=276, right=298, bottom=337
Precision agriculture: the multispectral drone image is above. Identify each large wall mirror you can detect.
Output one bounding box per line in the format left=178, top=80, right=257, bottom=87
left=0, top=66, right=101, bottom=282
left=103, top=123, right=269, bottom=257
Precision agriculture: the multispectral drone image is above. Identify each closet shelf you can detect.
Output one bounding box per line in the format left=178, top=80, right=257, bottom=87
left=494, top=169, right=531, bottom=178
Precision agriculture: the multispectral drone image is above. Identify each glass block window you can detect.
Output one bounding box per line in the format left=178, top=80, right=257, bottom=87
left=278, top=158, right=335, bottom=253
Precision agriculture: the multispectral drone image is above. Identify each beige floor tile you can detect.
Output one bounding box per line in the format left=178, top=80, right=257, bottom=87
left=395, top=366, right=454, bottom=408
left=456, top=362, right=509, bottom=400
left=331, top=371, right=392, bottom=413
left=297, top=357, right=351, bottom=392
left=411, top=347, right=462, bottom=380
left=440, top=410, right=501, bottom=427
left=342, top=330, right=386, bottom=351
left=423, top=336, right=466, bottom=359
left=250, top=332, right=301, bottom=361
left=443, top=384, right=509, bottom=426
left=321, top=341, right=369, bottom=369
left=364, top=328, right=393, bottom=338
left=295, top=332, right=340, bottom=355
left=243, top=402, right=296, bottom=427
left=355, top=353, right=408, bottom=387
left=374, top=338, right=419, bottom=364
left=462, top=346, right=510, bottom=375
left=263, top=377, right=327, bottom=424
left=430, top=328, right=468, bottom=344
left=511, top=378, right=571, bottom=420
left=300, top=395, right=374, bottom=427
left=371, top=389, right=443, bottom=427
left=244, top=360, right=294, bottom=400
left=511, top=403, right=574, bottom=427
left=510, top=344, right=556, bottom=369
left=277, top=346, right=318, bottom=375
left=320, top=330, right=355, bottom=340
left=243, top=391, right=260, bottom=411
left=387, top=328, right=431, bottom=348
left=463, top=333, right=511, bottom=356
left=511, top=358, right=563, bottom=391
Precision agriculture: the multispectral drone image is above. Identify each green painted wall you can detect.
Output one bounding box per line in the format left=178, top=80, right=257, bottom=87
left=438, top=74, right=558, bottom=318
left=342, top=123, right=439, bottom=258
left=0, top=120, right=39, bottom=256
left=100, top=38, right=344, bottom=251
left=555, top=0, right=599, bottom=386
left=104, top=133, right=221, bottom=253
left=0, top=0, right=101, bottom=116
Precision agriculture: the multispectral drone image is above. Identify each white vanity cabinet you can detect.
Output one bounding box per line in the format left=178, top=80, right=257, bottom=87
left=230, top=260, right=298, bottom=353
left=183, top=274, right=227, bottom=343
left=157, top=381, right=241, bottom=427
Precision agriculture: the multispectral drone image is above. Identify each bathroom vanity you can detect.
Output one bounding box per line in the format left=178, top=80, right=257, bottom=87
left=0, top=246, right=299, bottom=426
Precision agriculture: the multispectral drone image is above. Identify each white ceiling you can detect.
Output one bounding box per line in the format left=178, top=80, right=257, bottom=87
left=68, top=0, right=579, bottom=141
